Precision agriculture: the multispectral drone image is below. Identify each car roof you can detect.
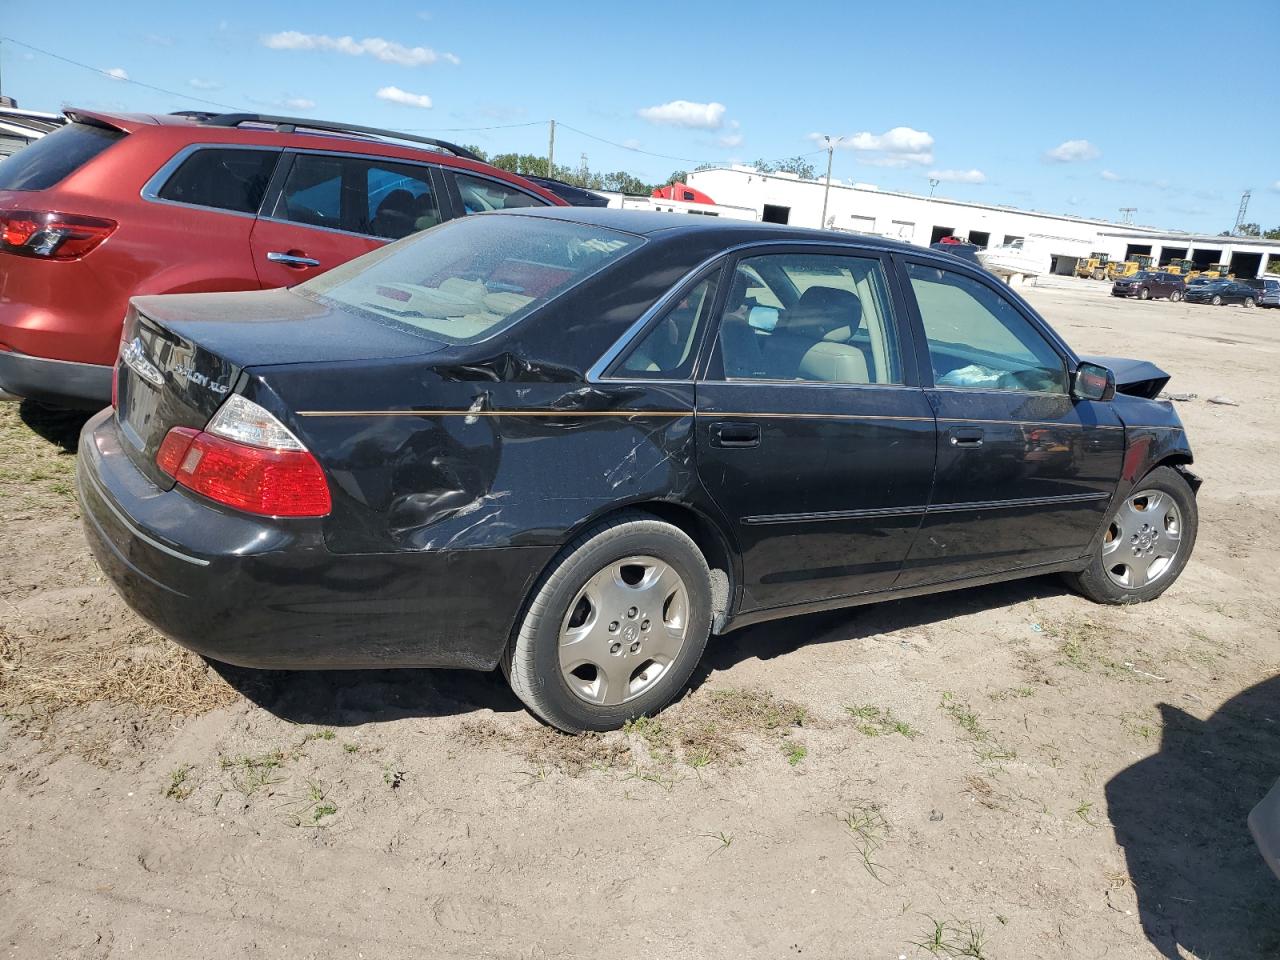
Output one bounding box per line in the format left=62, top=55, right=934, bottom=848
left=499, top=205, right=922, bottom=253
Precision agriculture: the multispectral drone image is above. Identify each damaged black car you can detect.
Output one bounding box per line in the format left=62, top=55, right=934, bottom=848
left=78, top=208, right=1199, bottom=732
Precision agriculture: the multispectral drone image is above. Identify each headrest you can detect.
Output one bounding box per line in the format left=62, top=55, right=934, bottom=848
left=777, top=285, right=862, bottom=339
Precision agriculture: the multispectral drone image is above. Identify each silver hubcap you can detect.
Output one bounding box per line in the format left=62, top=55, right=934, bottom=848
left=1102, top=489, right=1182, bottom=589
left=559, top=555, right=690, bottom=706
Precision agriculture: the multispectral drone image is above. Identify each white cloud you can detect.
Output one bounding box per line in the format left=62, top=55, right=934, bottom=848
left=376, top=85, right=432, bottom=109
left=622, top=138, right=642, bottom=150
left=812, top=126, right=934, bottom=166
left=1100, top=169, right=1122, bottom=181
left=637, top=100, right=726, bottom=130
left=262, top=31, right=459, bottom=67
left=928, top=168, right=986, bottom=184
left=1271, top=180, right=1280, bottom=193
left=188, top=78, right=221, bottom=90
left=144, top=34, right=173, bottom=46
left=283, top=97, right=315, bottom=110
left=1045, top=139, right=1100, bottom=162
left=104, top=67, right=129, bottom=81
left=719, top=132, right=744, bottom=148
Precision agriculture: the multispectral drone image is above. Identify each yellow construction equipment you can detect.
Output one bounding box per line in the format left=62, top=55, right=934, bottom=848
left=1075, top=252, right=1110, bottom=280
left=1106, top=260, right=1143, bottom=280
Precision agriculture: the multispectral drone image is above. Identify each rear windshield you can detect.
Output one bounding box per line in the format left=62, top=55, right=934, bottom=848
left=0, top=121, right=125, bottom=190
left=297, top=214, right=643, bottom=343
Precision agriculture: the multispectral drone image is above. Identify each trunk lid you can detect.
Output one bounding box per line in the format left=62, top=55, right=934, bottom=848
left=115, top=289, right=445, bottom=488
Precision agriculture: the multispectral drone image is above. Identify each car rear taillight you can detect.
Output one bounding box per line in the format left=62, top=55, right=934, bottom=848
left=0, top=209, right=117, bottom=260
left=154, top=396, right=330, bottom=518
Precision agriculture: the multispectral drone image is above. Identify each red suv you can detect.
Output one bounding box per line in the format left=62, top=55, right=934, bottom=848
left=0, top=110, right=565, bottom=408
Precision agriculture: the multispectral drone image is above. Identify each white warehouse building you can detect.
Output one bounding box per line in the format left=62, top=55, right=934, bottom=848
left=685, top=166, right=1280, bottom=280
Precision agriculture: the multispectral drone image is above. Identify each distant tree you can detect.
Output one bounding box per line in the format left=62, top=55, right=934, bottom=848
left=602, top=171, right=653, bottom=195
left=665, top=169, right=688, bottom=185
left=1238, top=222, right=1261, bottom=237
left=1264, top=225, right=1280, bottom=240
left=776, top=156, right=817, bottom=179
left=693, top=162, right=717, bottom=173
left=461, top=144, right=488, bottom=162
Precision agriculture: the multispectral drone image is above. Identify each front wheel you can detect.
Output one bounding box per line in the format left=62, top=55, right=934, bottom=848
left=1170, top=289, right=1183, bottom=302
left=1067, top=466, right=1197, bottom=605
left=503, top=512, right=712, bottom=732
left=1139, top=287, right=1151, bottom=300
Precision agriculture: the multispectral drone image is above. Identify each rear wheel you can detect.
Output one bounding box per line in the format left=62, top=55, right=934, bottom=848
left=504, top=513, right=712, bottom=732
left=1170, top=289, right=1183, bottom=302
left=1068, top=467, right=1197, bottom=605
left=1245, top=297, right=1256, bottom=308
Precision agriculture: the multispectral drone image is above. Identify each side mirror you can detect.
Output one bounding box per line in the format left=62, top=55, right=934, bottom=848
left=1072, top=361, right=1115, bottom=402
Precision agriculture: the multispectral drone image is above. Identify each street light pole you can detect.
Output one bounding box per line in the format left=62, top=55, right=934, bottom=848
left=820, top=135, right=841, bottom=230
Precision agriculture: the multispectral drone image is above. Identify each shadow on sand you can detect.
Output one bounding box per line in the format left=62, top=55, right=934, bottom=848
left=1106, top=674, right=1280, bottom=958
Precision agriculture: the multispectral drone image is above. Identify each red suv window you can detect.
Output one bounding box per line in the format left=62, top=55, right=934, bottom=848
left=154, top=147, right=279, bottom=215
left=0, top=121, right=125, bottom=190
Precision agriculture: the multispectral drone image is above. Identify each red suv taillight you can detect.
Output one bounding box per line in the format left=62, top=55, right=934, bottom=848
left=155, top=396, right=331, bottom=518
left=0, top=209, right=117, bottom=260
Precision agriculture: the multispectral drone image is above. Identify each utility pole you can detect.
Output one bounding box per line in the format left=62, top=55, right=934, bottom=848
left=547, top=119, right=556, bottom=178
left=820, top=135, right=841, bottom=230
left=928, top=177, right=940, bottom=198
left=1233, top=189, right=1251, bottom=235
left=1120, top=207, right=1136, bottom=225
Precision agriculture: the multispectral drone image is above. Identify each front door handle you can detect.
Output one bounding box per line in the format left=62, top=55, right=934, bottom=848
left=710, top=421, right=761, bottom=448
left=948, top=426, right=984, bottom=447
left=266, top=251, right=321, bottom=268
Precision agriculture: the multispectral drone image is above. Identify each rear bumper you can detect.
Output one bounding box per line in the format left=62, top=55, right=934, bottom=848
left=0, top=348, right=112, bottom=408
left=1250, top=777, right=1280, bottom=881
left=76, top=409, right=554, bottom=670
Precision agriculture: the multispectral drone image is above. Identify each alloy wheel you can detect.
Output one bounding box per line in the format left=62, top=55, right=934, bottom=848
left=558, top=555, right=690, bottom=705
left=1102, top=490, right=1183, bottom=589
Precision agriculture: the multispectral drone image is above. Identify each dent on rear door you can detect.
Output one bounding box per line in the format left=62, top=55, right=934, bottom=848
left=278, top=373, right=705, bottom=556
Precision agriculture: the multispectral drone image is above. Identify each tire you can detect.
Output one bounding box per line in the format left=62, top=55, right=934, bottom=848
left=1212, top=295, right=1222, bottom=306
left=1068, top=466, right=1198, bottom=605
left=503, top=512, right=712, bottom=732
left=1170, top=289, right=1183, bottom=302
left=1245, top=297, right=1256, bottom=308
left=1093, top=270, right=1106, bottom=281
left=1139, top=287, right=1151, bottom=300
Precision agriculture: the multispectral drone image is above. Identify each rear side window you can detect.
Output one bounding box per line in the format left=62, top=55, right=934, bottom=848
left=454, top=173, right=546, bottom=214
left=0, top=121, right=124, bottom=190
left=270, top=153, right=442, bottom=239
left=615, top=275, right=719, bottom=379
left=156, top=148, right=278, bottom=214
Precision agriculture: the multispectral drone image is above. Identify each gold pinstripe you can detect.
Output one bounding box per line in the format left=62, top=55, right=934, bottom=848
left=295, top=408, right=1132, bottom=429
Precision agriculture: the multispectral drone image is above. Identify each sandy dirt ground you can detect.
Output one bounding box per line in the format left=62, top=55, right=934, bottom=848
left=2, top=278, right=1278, bottom=960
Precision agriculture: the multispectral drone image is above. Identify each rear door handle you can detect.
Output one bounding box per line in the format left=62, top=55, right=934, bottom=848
left=709, top=421, right=761, bottom=448
left=948, top=427, right=984, bottom=447
left=266, top=251, right=321, bottom=268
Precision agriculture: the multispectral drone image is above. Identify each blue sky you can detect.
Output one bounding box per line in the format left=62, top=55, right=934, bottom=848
left=3, top=0, right=1277, bottom=233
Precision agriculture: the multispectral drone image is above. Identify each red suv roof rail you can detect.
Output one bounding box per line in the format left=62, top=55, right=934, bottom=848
left=196, top=112, right=482, bottom=162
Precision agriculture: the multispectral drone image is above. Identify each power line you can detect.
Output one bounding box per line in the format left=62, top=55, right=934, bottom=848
left=401, top=120, right=549, bottom=132
left=0, top=35, right=240, bottom=110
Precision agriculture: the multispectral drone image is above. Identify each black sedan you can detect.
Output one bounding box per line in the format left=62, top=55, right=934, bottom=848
left=78, top=209, right=1200, bottom=732
left=1184, top=279, right=1259, bottom=307
left=1111, top=270, right=1185, bottom=301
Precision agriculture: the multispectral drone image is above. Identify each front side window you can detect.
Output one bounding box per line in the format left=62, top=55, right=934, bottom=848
left=298, top=215, right=642, bottom=343
left=615, top=276, right=718, bottom=379
left=906, top=261, right=1067, bottom=393
left=454, top=173, right=546, bottom=214
left=270, top=154, right=441, bottom=239
left=157, top=148, right=278, bottom=214
left=717, top=253, right=903, bottom=385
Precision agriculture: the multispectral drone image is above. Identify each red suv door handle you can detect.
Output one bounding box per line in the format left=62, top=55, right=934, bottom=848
left=266, top=251, right=321, bottom=268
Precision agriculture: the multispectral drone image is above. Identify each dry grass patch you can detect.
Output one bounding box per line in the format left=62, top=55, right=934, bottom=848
left=456, top=686, right=811, bottom=775
left=0, top=623, right=238, bottom=716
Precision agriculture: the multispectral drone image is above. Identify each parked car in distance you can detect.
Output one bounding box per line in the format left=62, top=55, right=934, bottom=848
left=523, top=174, right=609, bottom=208
left=0, top=110, right=564, bottom=409
left=1254, top=276, right=1280, bottom=309
left=929, top=239, right=982, bottom=265
left=1184, top=279, right=1258, bottom=307
left=78, top=208, right=1199, bottom=732
left=1112, top=270, right=1186, bottom=301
